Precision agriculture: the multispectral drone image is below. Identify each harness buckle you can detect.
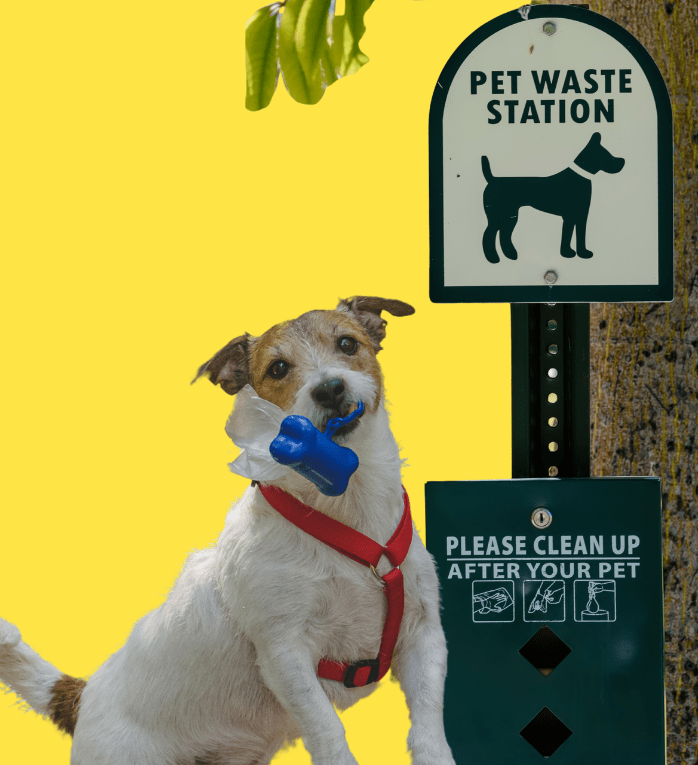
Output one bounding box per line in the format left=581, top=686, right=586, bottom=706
left=370, top=563, right=400, bottom=584
left=343, top=658, right=381, bottom=688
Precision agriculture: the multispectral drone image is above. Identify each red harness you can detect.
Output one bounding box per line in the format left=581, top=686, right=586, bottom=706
left=258, top=484, right=413, bottom=688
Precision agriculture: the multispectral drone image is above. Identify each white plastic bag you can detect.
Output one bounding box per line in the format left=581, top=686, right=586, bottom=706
left=225, top=385, right=289, bottom=481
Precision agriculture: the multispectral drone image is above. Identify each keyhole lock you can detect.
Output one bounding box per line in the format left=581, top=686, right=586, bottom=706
left=532, top=507, right=553, bottom=529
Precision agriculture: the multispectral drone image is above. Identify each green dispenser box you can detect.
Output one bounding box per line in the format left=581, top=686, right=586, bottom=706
left=426, top=478, right=665, bottom=764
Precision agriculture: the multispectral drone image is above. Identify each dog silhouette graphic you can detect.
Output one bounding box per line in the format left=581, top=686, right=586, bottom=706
left=481, top=132, right=625, bottom=264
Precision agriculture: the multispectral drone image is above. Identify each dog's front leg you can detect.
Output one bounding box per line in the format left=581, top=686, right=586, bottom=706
left=574, top=206, right=593, bottom=259
left=560, top=216, right=577, bottom=258
left=255, top=641, right=359, bottom=765
left=392, top=570, right=456, bottom=764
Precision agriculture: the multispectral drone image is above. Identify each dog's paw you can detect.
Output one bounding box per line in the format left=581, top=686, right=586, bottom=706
left=501, top=244, right=518, bottom=260
left=0, top=618, right=21, bottom=649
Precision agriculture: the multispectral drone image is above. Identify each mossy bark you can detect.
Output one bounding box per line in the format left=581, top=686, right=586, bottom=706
left=555, top=0, right=697, bottom=760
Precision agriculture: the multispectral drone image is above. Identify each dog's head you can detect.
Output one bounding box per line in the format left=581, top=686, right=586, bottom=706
left=193, top=297, right=414, bottom=436
left=574, top=132, right=625, bottom=175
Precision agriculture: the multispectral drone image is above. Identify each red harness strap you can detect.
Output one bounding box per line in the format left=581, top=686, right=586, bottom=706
left=258, top=483, right=413, bottom=688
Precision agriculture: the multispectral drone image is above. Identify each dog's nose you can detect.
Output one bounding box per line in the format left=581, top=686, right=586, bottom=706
left=608, top=157, right=625, bottom=174
left=312, top=377, right=346, bottom=409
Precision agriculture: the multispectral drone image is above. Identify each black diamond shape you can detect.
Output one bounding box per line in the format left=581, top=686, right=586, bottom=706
left=520, top=707, right=572, bottom=757
left=519, top=626, right=571, bottom=676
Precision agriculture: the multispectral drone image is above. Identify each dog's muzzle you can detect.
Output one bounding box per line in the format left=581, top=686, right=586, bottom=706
left=312, top=377, right=347, bottom=411
left=311, top=377, right=362, bottom=435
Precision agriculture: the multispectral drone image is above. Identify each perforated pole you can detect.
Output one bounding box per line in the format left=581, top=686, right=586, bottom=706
left=511, top=303, right=590, bottom=478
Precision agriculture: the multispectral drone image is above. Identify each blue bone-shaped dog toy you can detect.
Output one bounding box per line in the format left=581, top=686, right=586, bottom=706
left=269, top=402, right=364, bottom=496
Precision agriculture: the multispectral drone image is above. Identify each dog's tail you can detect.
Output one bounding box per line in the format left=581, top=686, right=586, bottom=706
left=481, top=156, right=494, bottom=183
left=0, top=618, right=86, bottom=736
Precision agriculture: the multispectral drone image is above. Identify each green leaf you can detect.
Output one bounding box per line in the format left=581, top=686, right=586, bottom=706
left=296, top=0, right=333, bottom=81
left=279, top=0, right=325, bottom=105
left=329, top=13, right=345, bottom=71
left=246, top=0, right=373, bottom=108
left=320, top=42, right=338, bottom=87
left=331, top=0, right=373, bottom=78
left=245, top=6, right=280, bottom=111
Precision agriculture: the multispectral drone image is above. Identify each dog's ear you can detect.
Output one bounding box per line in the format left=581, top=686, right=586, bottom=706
left=337, top=296, right=415, bottom=352
left=192, top=334, right=251, bottom=395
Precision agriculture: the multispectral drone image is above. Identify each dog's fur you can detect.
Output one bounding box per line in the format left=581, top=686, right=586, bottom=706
left=0, top=297, right=456, bottom=765
left=481, top=132, right=625, bottom=263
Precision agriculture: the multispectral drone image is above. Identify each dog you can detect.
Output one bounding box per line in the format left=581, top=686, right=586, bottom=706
left=0, top=296, right=456, bottom=765
left=481, top=131, right=625, bottom=263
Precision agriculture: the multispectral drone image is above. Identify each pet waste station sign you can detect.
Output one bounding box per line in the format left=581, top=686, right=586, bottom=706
left=429, top=3, right=672, bottom=303
left=426, top=6, right=671, bottom=764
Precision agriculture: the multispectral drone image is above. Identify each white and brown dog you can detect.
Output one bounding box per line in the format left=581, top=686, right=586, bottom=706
left=0, top=296, right=455, bottom=765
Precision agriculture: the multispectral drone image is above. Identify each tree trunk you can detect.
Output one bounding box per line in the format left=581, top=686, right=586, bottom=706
left=557, top=0, right=697, bottom=760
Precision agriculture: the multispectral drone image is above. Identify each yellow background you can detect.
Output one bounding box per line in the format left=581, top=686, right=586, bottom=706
left=0, top=0, right=515, bottom=761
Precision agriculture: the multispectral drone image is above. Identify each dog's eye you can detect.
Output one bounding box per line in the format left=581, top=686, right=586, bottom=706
left=266, top=360, right=290, bottom=380
left=337, top=336, right=358, bottom=355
